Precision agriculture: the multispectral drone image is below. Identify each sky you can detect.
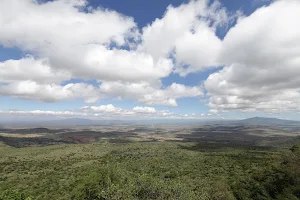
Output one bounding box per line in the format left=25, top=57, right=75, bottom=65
left=0, top=0, right=300, bottom=121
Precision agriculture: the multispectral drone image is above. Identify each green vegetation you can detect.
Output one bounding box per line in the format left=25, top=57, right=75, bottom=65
left=0, top=141, right=299, bottom=200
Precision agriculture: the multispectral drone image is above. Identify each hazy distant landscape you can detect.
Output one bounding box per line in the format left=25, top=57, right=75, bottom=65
left=1, top=117, right=300, bottom=148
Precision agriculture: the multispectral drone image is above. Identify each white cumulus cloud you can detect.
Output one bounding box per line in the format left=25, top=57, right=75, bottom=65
left=133, top=106, right=156, bottom=113
left=205, top=0, right=300, bottom=113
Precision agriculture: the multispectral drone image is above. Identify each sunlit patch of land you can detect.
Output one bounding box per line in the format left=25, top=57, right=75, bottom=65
left=0, top=133, right=44, bottom=138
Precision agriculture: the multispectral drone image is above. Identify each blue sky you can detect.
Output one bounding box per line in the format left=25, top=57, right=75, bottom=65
left=0, top=0, right=299, bottom=120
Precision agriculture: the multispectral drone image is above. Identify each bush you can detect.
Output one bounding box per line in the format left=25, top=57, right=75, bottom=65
left=71, top=165, right=130, bottom=199
left=231, top=144, right=300, bottom=200
left=71, top=164, right=195, bottom=200
left=0, top=190, right=32, bottom=200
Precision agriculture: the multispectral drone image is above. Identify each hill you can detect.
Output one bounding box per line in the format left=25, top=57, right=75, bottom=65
left=239, top=117, right=299, bottom=125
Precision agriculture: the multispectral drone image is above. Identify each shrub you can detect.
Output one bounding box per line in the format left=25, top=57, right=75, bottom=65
left=0, top=190, right=32, bottom=200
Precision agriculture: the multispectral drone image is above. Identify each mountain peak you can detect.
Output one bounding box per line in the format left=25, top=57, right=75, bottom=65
left=240, top=117, right=298, bottom=125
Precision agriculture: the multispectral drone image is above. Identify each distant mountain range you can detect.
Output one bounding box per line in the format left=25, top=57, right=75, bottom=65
left=238, top=117, right=299, bottom=126
left=0, top=117, right=298, bottom=127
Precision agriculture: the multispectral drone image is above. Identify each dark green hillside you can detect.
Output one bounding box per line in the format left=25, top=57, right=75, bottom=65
left=1, top=140, right=299, bottom=200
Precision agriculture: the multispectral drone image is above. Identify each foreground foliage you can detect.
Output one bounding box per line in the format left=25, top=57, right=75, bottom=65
left=0, top=142, right=299, bottom=200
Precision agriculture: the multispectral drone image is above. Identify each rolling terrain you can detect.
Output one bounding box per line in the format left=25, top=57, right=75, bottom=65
left=0, top=118, right=300, bottom=200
